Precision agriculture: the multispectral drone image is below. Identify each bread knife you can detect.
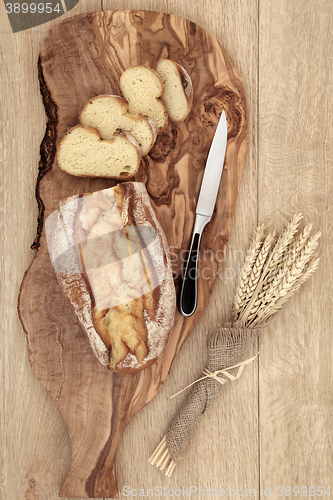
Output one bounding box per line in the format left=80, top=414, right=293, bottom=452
left=178, top=110, right=228, bottom=317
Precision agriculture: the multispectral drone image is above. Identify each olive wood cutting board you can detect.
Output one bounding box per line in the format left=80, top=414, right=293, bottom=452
left=18, top=10, right=248, bottom=498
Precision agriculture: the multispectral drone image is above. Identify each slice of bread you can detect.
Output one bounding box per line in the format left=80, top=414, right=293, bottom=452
left=120, top=66, right=168, bottom=133
left=155, top=59, right=193, bottom=122
left=79, top=95, right=157, bottom=156
left=57, top=125, right=141, bottom=179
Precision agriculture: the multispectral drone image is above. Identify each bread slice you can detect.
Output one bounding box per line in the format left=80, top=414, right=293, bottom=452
left=120, top=66, right=168, bottom=133
left=46, top=182, right=176, bottom=374
left=57, top=124, right=141, bottom=180
left=155, top=59, right=193, bottom=122
left=80, top=95, right=157, bottom=156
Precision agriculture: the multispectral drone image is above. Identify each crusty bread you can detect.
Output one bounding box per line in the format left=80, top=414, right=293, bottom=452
left=57, top=124, right=141, bottom=179
left=45, top=182, right=176, bottom=374
left=80, top=95, right=157, bottom=156
left=155, top=59, right=193, bottom=122
left=120, top=66, right=168, bottom=133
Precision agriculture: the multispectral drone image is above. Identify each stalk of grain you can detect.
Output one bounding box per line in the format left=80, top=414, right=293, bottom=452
left=234, top=214, right=321, bottom=328
left=239, top=231, right=276, bottom=314
left=252, top=256, right=320, bottom=326
left=232, top=224, right=265, bottom=321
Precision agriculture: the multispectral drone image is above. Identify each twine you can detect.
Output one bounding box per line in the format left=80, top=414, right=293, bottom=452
left=170, top=353, right=259, bottom=399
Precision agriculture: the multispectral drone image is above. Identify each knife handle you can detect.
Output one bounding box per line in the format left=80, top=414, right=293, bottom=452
left=178, top=214, right=210, bottom=317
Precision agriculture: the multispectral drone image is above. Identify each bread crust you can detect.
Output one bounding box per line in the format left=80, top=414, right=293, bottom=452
left=46, top=182, right=176, bottom=374
left=143, top=115, right=158, bottom=144
left=81, top=94, right=130, bottom=115
left=176, top=63, right=194, bottom=104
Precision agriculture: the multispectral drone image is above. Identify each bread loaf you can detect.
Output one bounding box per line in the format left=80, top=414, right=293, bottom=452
left=155, top=59, right=193, bottom=122
left=80, top=95, right=157, bottom=156
left=120, top=66, right=168, bottom=133
left=45, top=182, right=176, bottom=374
left=56, top=124, right=141, bottom=179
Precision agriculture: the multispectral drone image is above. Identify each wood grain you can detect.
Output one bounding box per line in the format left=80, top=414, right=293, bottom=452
left=3, top=0, right=332, bottom=499
left=17, top=10, right=248, bottom=498
left=258, top=0, right=333, bottom=493
left=108, top=2, right=261, bottom=499
left=0, top=2, right=103, bottom=500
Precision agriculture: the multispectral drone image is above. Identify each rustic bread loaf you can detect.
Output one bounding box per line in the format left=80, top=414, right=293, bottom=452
left=56, top=124, right=141, bottom=179
left=79, top=95, right=157, bottom=156
left=155, top=59, right=193, bottom=122
left=120, top=66, right=168, bottom=133
left=45, top=182, right=176, bottom=374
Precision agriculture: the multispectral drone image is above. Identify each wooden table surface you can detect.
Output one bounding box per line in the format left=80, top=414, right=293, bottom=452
left=1, top=0, right=332, bottom=499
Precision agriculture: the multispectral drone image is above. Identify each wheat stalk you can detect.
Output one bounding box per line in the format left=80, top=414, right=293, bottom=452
left=251, top=231, right=320, bottom=325
left=234, top=213, right=304, bottom=325
left=247, top=224, right=314, bottom=321
left=238, top=231, right=276, bottom=316
left=232, top=224, right=266, bottom=321
left=291, top=223, right=313, bottom=257
left=272, top=231, right=320, bottom=298
left=233, top=214, right=321, bottom=328
left=265, top=213, right=303, bottom=272
left=251, top=256, right=320, bottom=326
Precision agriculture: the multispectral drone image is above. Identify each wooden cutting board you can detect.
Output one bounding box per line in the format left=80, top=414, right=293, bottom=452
left=18, top=10, right=248, bottom=498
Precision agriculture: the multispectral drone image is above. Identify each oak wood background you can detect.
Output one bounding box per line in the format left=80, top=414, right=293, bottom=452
left=1, top=0, right=332, bottom=499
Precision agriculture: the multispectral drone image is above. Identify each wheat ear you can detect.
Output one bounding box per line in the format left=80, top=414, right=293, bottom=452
left=233, top=214, right=321, bottom=328
left=235, top=213, right=303, bottom=325
left=265, top=213, right=303, bottom=272
left=263, top=222, right=313, bottom=294
left=232, top=224, right=265, bottom=321
left=238, top=231, right=276, bottom=316
left=249, top=231, right=321, bottom=326
left=251, top=256, right=320, bottom=326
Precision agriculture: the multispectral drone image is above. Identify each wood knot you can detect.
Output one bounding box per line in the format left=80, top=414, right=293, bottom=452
left=200, top=87, right=243, bottom=140
left=29, top=478, right=36, bottom=488
left=149, top=127, right=178, bottom=163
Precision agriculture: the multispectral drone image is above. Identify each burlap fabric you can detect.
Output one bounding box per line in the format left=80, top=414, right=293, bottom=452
left=165, top=325, right=258, bottom=463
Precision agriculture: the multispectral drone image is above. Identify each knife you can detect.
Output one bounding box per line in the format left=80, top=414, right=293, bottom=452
left=178, top=110, right=228, bottom=317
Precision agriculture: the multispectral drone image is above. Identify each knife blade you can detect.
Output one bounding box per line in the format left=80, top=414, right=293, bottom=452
left=178, top=110, right=228, bottom=317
